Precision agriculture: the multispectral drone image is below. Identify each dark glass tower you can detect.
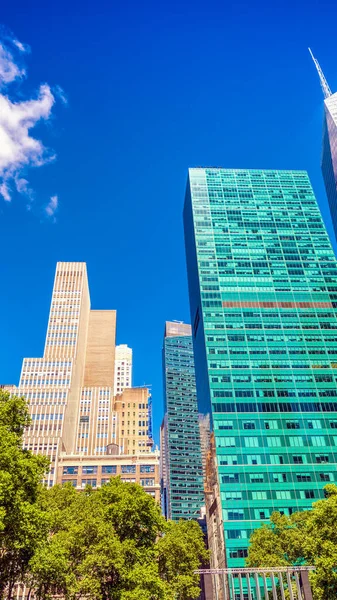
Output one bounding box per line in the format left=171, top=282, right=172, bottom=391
left=184, top=168, right=337, bottom=572
left=161, top=321, right=205, bottom=520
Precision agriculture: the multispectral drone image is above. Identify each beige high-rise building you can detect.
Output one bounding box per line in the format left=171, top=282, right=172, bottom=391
left=8, top=262, right=159, bottom=500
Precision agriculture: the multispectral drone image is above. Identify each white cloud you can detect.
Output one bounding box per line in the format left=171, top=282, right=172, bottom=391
left=0, top=43, right=25, bottom=84
left=0, top=31, right=62, bottom=214
left=45, top=194, right=58, bottom=218
left=0, top=181, right=10, bottom=201
left=12, top=39, right=28, bottom=53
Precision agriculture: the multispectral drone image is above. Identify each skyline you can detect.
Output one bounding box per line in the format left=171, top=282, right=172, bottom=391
left=2, top=0, right=337, bottom=443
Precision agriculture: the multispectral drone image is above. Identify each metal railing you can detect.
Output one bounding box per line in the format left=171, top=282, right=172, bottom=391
left=196, top=566, right=315, bottom=600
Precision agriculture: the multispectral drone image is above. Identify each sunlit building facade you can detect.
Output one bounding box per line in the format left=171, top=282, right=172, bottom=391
left=7, top=262, right=159, bottom=500
left=184, top=168, right=337, bottom=575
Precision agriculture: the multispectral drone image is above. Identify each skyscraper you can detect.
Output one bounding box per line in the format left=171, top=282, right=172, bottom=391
left=310, top=49, right=337, bottom=240
left=184, top=168, right=337, bottom=573
left=114, top=344, right=133, bottom=395
left=8, top=262, right=159, bottom=499
left=161, top=321, right=205, bottom=520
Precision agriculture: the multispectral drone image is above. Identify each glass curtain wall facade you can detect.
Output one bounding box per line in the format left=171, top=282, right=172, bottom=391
left=184, top=168, right=337, bottom=569
left=322, top=92, right=337, bottom=240
left=162, top=322, right=205, bottom=520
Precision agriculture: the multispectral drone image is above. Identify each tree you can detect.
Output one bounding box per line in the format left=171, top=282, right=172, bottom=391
left=247, top=484, right=337, bottom=600
left=0, top=390, right=50, bottom=600
left=30, top=478, right=209, bottom=600
left=0, top=391, right=208, bottom=600
left=157, top=519, right=209, bottom=600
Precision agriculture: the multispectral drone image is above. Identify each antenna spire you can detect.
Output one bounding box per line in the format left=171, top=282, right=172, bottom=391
left=309, top=48, right=332, bottom=99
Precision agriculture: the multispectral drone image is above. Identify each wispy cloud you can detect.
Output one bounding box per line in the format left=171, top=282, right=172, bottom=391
left=45, top=194, right=58, bottom=218
left=0, top=29, right=63, bottom=216
left=53, top=84, right=68, bottom=106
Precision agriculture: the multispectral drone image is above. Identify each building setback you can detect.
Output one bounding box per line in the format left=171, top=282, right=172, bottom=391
left=161, top=321, right=205, bottom=520
left=184, top=168, right=337, bottom=578
left=8, top=262, right=159, bottom=500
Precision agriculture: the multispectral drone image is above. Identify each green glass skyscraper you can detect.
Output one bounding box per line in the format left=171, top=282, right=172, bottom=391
left=184, top=168, right=337, bottom=572
left=161, top=321, right=205, bottom=521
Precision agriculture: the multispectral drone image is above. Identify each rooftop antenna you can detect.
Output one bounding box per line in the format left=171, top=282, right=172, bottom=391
left=309, top=47, right=332, bottom=99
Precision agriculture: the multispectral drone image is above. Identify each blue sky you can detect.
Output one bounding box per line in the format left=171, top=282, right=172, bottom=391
left=1, top=0, right=337, bottom=443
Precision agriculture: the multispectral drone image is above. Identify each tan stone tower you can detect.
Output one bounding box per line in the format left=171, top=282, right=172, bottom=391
left=13, top=262, right=159, bottom=499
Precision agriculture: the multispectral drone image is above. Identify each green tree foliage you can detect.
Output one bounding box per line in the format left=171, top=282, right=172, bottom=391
left=247, top=484, right=337, bottom=600
left=30, top=479, right=209, bottom=600
left=0, top=390, right=50, bottom=599
left=0, top=391, right=208, bottom=600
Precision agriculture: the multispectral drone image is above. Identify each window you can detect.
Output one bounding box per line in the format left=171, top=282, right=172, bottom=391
left=311, top=436, right=326, bottom=447
left=320, top=473, right=333, bottom=482
left=249, top=474, right=264, bottom=483
left=62, top=479, right=77, bottom=486
left=316, top=455, right=329, bottom=463
left=265, top=420, right=278, bottom=430
left=226, top=529, right=247, bottom=540
left=293, top=455, right=304, bottom=464
left=121, top=465, right=136, bottom=474
left=267, top=437, right=282, bottom=447
left=218, top=437, right=236, bottom=447
left=329, top=420, right=337, bottom=429
left=273, top=473, right=287, bottom=483
left=102, top=466, right=117, bottom=474
left=222, top=474, right=239, bottom=484
left=222, top=491, right=242, bottom=501
left=243, top=421, right=256, bottom=430
left=247, top=455, right=262, bottom=465
left=218, top=420, right=234, bottom=430
left=270, top=455, right=285, bottom=465
left=82, top=466, right=97, bottom=474
left=308, top=420, right=322, bottom=429
left=63, top=466, right=78, bottom=475
left=140, top=478, right=154, bottom=487
left=80, top=415, right=89, bottom=423
left=300, top=490, right=315, bottom=499
left=252, top=491, right=267, bottom=500
left=225, top=510, right=244, bottom=520
left=289, top=436, right=304, bottom=447
left=81, top=479, right=97, bottom=488
left=244, top=437, right=259, bottom=448
left=255, top=509, right=269, bottom=520
left=286, top=421, right=300, bottom=429
left=229, top=549, right=248, bottom=559
left=140, top=465, right=155, bottom=473
left=219, top=456, right=238, bottom=466
left=296, top=474, right=311, bottom=482
left=276, top=491, right=291, bottom=500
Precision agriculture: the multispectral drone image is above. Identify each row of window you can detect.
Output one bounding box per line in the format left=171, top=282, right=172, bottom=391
left=212, top=401, right=337, bottom=413
left=217, top=435, right=337, bottom=448
left=63, top=464, right=155, bottom=475
left=61, top=478, right=155, bottom=488
left=216, top=419, right=337, bottom=430
left=219, top=453, right=334, bottom=466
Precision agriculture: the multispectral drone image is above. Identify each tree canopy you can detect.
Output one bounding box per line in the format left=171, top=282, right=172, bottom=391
left=0, top=390, right=208, bottom=600
left=247, top=484, right=337, bottom=600
left=0, top=389, right=50, bottom=600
